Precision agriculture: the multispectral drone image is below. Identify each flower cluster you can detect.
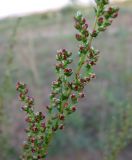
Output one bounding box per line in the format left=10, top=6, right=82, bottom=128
left=16, top=1, right=119, bottom=159
left=16, top=82, right=47, bottom=160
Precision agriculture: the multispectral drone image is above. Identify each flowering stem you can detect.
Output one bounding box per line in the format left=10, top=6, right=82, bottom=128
left=16, top=1, right=119, bottom=159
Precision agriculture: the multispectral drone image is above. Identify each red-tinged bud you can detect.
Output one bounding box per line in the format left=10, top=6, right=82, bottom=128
left=25, top=116, right=32, bottom=123
left=56, top=63, right=64, bottom=71
left=31, top=148, right=35, bottom=153
left=59, top=114, right=65, bottom=121
left=41, top=122, right=46, bottom=129
left=74, top=22, right=81, bottom=30
left=74, top=85, right=79, bottom=91
left=52, top=125, right=58, bottom=132
left=37, top=155, right=42, bottom=159
left=64, top=102, right=68, bottom=108
left=90, top=61, right=96, bottom=66
left=30, top=137, right=35, bottom=143
left=32, top=126, right=38, bottom=132
left=80, top=78, right=87, bottom=83
left=81, top=18, right=86, bottom=24
left=52, top=80, right=58, bottom=86
left=75, top=34, right=82, bottom=41
left=24, top=88, right=28, bottom=94
left=79, top=93, right=85, bottom=98
left=90, top=73, right=96, bottom=79
left=79, top=46, right=85, bottom=52
left=71, top=94, right=76, bottom=99
left=112, top=12, right=118, bottom=18
left=98, top=17, right=104, bottom=25
left=62, top=48, right=67, bottom=53
left=85, top=77, right=91, bottom=82
left=36, top=112, right=45, bottom=120
left=27, top=96, right=34, bottom=105
left=46, top=105, right=52, bottom=112
left=64, top=68, right=73, bottom=76
left=19, top=93, right=25, bottom=100
left=83, top=23, right=88, bottom=30
left=16, top=83, right=20, bottom=91
left=91, top=30, right=98, bottom=37
left=108, top=7, right=113, bottom=14
left=84, top=30, right=89, bottom=37
left=21, top=105, right=28, bottom=111
left=72, top=106, right=76, bottom=112
left=16, top=82, right=26, bottom=90
left=71, top=94, right=77, bottom=103
left=59, top=124, right=64, bottom=130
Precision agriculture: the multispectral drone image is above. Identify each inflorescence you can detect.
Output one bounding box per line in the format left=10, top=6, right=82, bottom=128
left=16, top=1, right=119, bottom=159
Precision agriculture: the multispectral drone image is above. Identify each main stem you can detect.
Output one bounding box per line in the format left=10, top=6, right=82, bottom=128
left=44, top=6, right=99, bottom=155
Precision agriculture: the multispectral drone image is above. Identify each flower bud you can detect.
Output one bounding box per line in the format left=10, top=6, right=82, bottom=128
left=41, top=122, right=46, bottom=129
left=82, top=23, right=88, bottom=30
left=59, top=114, right=65, bottom=121
left=98, top=17, right=104, bottom=25
left=112, top=12, right=118, bottom=18
left=74, top=22, right=81, bottom=30
left=71, top=106, right=76, bottom=112
left=71, top=94, right=77, bottom=103
left=59, top=124, right=64, bottom=130
left=64, top=68, right=73, bottom=76
left=79, top=93, right=85, bottom=98
left=90, top=73, right=96, bottom=79
left=91, top=30, right=98, bottom=37
left=75, top=34, right=82, bottom=41
left=74, top=11, right=82, bottom=21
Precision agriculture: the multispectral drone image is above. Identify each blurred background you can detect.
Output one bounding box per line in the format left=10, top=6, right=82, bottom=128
left=0, top=0, right=132, bottom=160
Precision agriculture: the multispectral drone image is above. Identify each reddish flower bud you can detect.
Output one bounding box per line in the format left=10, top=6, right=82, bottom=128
left=82, top=23, right=88, bottom=30
left=31, top=148, right=35, bottom=153
left=79, top=46, right=85, bottom=52
left=19, top=93, right=25, bottom=100
left=30, top=137, right=35, bottom=143
left=74, top=22, right=81, bottom=30
left=52, top=126, right=58, bottom=132
left=27, top=96, right=34, bottom=105
left=59, top=124, right=64, bottom=130
left=85, top=77, right=91, bottom=82
left=75, top=34, right=82, bottom=41
left=72, top=106, right=76, bottom=112
left=90, top=73, right=96, bottom=79
left=79, top=93, right=85, bottom=98
left=21, top=105, right=28, bottom=111
left=37, top=155, right=42, bottom=159
left=108, top=7, right=113, bottom=14
left=41, top=122, right=46, bottom=129
left=32, top=126, right=38, bottom=132
left=64, top=68, right=73, bottom=76
left=25, top=116, right=32, bottom=123
left=64, top=102, right=68, bottom=108
left=81, top=18, right=86, bottom=24
left=112, top=12, right=118, bottom=18
left=59, top=114, right=65, bottom=121
left=91, top=30, right=98, bottom=37
left=98, top=17, right=104, bottom=25
left=71, top=94, right=77, bottom=103
left=90, top=61, right=96, bottom=66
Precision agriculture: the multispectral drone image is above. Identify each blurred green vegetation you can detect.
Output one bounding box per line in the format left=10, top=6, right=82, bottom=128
left=0, top=1, right=132, bottom=160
